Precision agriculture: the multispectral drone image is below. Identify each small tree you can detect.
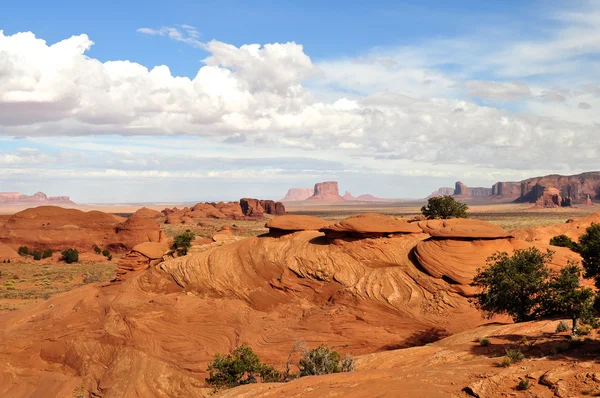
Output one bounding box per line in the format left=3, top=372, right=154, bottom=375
left=298, top=344, right=353, bottom=376
left=549, top=234, right=580, bottom=252
left=61, top=248, right=79, bottom=264
left=32, top=250, right=42, bottom=261
left=205, top=344, right=279, bottom=390
left=172, top=231, right=195, bottom=256
left=579, top=222, right=600, bottom=288
left=542, top=263, right=596, bottom=333
left=93, top=246, right=102, bottom=254
left=102, top=249, right=110, bottom=258
left=42, top=249, right=53, bottom=259
left=17, top=246, right=29, bottom=256
left=473, top=248, right=553, bottom=322
left=421, top=195, right=468, bottom=219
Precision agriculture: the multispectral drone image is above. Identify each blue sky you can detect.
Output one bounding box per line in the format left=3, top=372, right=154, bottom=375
left=1, top=1, right=600, bottom=202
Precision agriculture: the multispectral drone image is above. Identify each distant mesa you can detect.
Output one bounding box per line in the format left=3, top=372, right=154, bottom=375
left=0, top=191, right=74, bottom=205
left=430, top=171, right=600, bottom=205
left=282, top=181, right=391, bottom=202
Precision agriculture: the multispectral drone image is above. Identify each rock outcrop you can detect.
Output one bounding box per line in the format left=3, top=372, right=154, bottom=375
left=265, top=215, right=332, bottom=233
left=281, top=188, right=314, bottom=201
left=491, top=181, right=521, bottom=198
left=534, top=187, right=562, bottom=208
left=320, top=213, right=422, bottom=239
left=0, top=242, right=19, bottom=260
left=115, top=242, right=169, bottom=280
left=133, top=207, right=162, bottom=219
left=343, top=191, right=355, bottom=200
left=162, top=199, right=285, bottom=223
left=307, top=181, right=345, bottom=201
left=0, top=192, right=74, bottom=205
left=516, top=172, right=600, bottom=203
left=0, top=206, right=163, bottom=252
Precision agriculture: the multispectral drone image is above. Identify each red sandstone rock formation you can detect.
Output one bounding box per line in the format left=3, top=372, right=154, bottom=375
left=133, top=207, right=162, bottom=219
left=534, top=187, right=562, bottom=208
left=265, top=215, right=331, bottom=233
left=281, top=188, right=314, bottom=201
left=307, top=181, right=345, bottom=201
left=0, top=206, right=162, bottom=251
left=516, top=172, right=600, bottom=203
left=453, top=181, right=492, bottom=198
left=115, top=242, right=169, bottom=280
left=491, top=181, right=521, bottom=198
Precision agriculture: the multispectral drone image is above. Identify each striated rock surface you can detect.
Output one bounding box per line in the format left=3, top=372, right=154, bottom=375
left=163, top=199, right=285, bottom=223
left=417, top=219, right=512, bottom=239
left=281, top=188, right=314, bottom=201
left=454, top=182, right=492, bottom=198
left=307, top=181, right=345, bottom=201
left=0, top=217, right=588, bottom=397
left=115, top=242, right=169, bottom=280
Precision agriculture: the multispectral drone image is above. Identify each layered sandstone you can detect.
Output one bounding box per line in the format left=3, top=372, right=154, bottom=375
left=115, top=242, right=169, bottom=280
left=534, top=187, right=562, bottom=208
left=453, top=181, right=492, bottom=198
left=0, top=217, right=585, bottom=397
left=162, top=199, right=285, bottom=223
left=265, top=215, right=331, bottom=233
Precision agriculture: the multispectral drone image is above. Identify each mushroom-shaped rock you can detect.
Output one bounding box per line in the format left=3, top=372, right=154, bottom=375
left=417, top=219, right=512, bottom=239
left=266, top=215, right=331, bottom=233
left=320, top=213, right=422, bottom=239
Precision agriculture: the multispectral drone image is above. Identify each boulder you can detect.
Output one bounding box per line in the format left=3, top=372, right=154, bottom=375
left=239, top=198, right=264, bottom=218
left=115, top=242, right=169, bottom=280
left=258, top=200, right=286, bottom=215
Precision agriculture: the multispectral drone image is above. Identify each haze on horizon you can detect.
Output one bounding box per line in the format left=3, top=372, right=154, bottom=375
left=1, top=0, right=600, bottom=203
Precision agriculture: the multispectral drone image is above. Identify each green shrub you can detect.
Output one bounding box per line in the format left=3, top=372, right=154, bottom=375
left=298, top=345, right=352, bottom=376
left=172, top=231, right=195, bottom=256
left=42, top=249, right=53, bottom=259
left=93, top=246, right=102, bottom=254
left=576, top=324, right=592, bottom=336
left=556, top=321, right=571, bottom=333
left=517, top=379, right=531, bottom=391
left=102, top=249, right=110, bottom=257
left=505, top=349, right=524, bottom=363
left=550, top=235, right=580, bottom=252
left=107, top=254, right=113, bottom=261
left=32, top=251, right=42, bottom=261
left=499, top=357, right=512, bottom=367
left=421, top=195, right=468, bottom=219
left=579, top=222, right=600, bottom=288
left=60, top=248, right=79, bottom=264
left=205, top=344, right=279, bottom=390
left=17, top=246, right=29, bottom=256
left=478, top=337, right=490, bottom=347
